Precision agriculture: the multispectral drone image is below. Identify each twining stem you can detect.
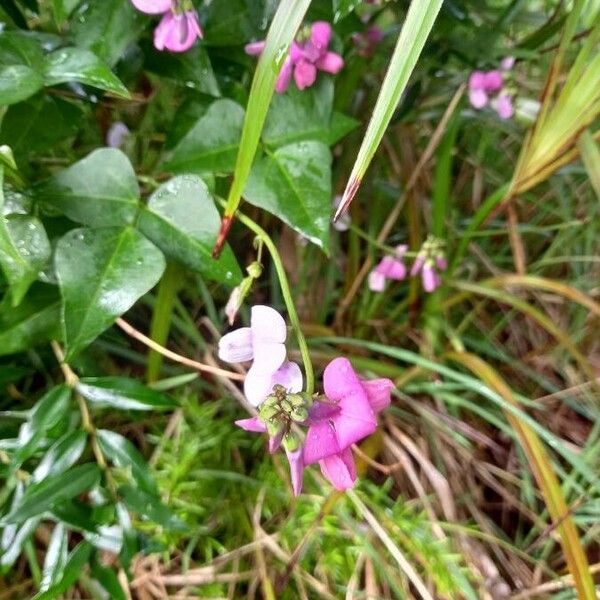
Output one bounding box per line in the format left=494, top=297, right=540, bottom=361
left=115, top=318, right=245, bottom=381
left=234, top=210, right=315, bottom=396
left=50, top=341, right=118, bottom=496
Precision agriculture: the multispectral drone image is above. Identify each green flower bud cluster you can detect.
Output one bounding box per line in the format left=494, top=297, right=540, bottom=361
left=417, top=234, right=446, bottom=265
left=258, top=385, right=312, bottom=452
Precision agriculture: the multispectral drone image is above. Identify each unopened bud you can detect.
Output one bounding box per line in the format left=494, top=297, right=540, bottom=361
left=282, top=430, right=300, bottom=452
left=246, top=261, right=263, bottom=279
left=290, top=406, right=308, bottom=423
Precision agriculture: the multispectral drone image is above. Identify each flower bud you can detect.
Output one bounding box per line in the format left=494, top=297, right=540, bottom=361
left=266, top=419, right=285, bottom=439
left=246, top=261, right=263, bottom=279
left=282, top=430, right=300, bottom=452
left=290, top=406, right=308, bottom=423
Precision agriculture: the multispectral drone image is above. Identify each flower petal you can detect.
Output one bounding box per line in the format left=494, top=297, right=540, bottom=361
left=468, top=71, right=486, bottom=91
left=106, top=122, right=130, bottom=149
left=469, top=88, right=488, bottom=109
left=310, top=21, right=332, bottom=50
left=319, top=448, right=356, bottom=490
left=501, top=56, right=515, bottom=70
left=378, top=256, right=406, bottom=280
left=245, top=40, right=266, bottom=55
left=131, top=0, right=171, bottom=14
left=361, top=378, right=393, bottom=413
left=252, top=342, right=286, bottom=374
left=323, top=358, right=376, bottom=449
left=244, top=364, right=276, bottom=406
left=235, top=417, right=267, bottom=432
left=422, top=264, right=439, bottom=292
left=218, top=327, right=253, bottom=363
left=251, top=305, right=287, bottom=344
left=483, top=70, right=503, bottom=91
left=153, top=10, right=202, bottom=52
left=494, top=94, right=514, bottom=119
left=368, top=270, right=386, bottom=292
left=285, top=448, right=304, bottom=496
left=316, top=51, right=344, bottom=74
left=294, top=60, right=317, bottom=90
left=303, top=418, right=340, bottom=465
left=275, top=56, right=293, bottom=93
left=271, top=361, right=303, bottom=393
left=410, top=255, right=425, bottom=276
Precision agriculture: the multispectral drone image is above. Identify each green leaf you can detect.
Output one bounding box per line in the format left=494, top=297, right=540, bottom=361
left=0, top=283, right=61, bottom=357
left=97, top=429, right=158, bottom=495
left=40, top=523, right=68, bottom=592
left=32, top=430, right=87, bottom=483
left=91, top=563, right=126, bottom=600
left=69, top=0, right=146, bottom=67
left=327, top=111, right=359, bottom=145
left=221, top=0, right=311, bottom=220
left=0, top=65, right=44, bottom=105
left=262, top=78, right=334, bottom=148
left=0, top=516, right=39, bottom=570
left=0, top=215, right=51, bottom=306
left=14, top=385, right=71, bottom=466
left=203, top=0, right=276, bottom=46
left=76, top=377, right=177, bottom=411
left=332, top=0, right=363, bottom=22
left=43, top=47, right=129, bottom=98
left=336, top=0, right=444, bottom=217
left=56, top=227, right=165, bottom=358
left=244, top=141, right=332, bottom=249
left=0, top=94, right=82, bottom=158
left=36, top=148, right=140, bottom=227
left=163, top=99, right=245, bottom=174
left=33, top=542, right=92, bottom=600
left=3, top=464, right=100, bottom=523
left=0, top=31, right=45, bottom=69
left=119, top=485, right=186, bottom=531
left=138, top=175, right=242, bottom=284
left=144, top=45, right=220, bottom=97
left=52, top=0, right=81, bottom=24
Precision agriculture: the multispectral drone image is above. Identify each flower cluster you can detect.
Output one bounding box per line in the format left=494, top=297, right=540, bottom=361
left=351, top=25, right=384, bottom=58
left=219, top=306, right=393, bottom=494
left=246, top=22, right=344, bottom=93
left=368, top=236, right=446, bottom=294
left=468, top=57, right=515, bottom=120
left=131, top=0, right=203, bottom=53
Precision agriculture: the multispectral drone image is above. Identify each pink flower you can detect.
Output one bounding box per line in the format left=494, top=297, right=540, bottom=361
left=130, top=0, right=203, bottom=53
left=245, top=21, right=344, bottom=94
left=468, top=60, right=515, bottom=119
left=410, top=236, right=446, bottom=293
left=352, top=25, right=384, bottom=57
left=494, top=94, right=514, bottom=120
left=236, top=416, right=304, bottom=496
left=303, top=358, right=392, bottom=491
left=106, top=122, right=130, bottom=148
left=218, top=306, right=303, bottom=406
left=368, top=245, right=407, bottom=292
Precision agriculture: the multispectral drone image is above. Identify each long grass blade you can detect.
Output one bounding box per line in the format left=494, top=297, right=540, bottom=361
left=334, top=0, right=444, bottom=220
left=446, top=352, right=596, bottom=600
left=212, top=0, right=311, bottom=257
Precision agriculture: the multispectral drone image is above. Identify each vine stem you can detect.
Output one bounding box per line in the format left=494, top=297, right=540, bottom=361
left=234, top=210, right=315, bottom=396
left=50, top=341, right=118, bottom=496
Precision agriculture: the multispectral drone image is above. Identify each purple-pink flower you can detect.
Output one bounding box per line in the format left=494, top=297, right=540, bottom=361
left=235, top=357, right=393, bottom=495
left=130, top=0, right=203, bottom=53
left=368, top=245, right=407, bottom=292
left=303, top=358, right=392, bottom=491
left=468, top=58, right=515, bottom=119
left=245, top=21, right=344, bottom=93
left=410, top=236, right=447, bottom=293
left=352, top=25, right=384, bottom=58
left=218, top=305, right=302, bottom=406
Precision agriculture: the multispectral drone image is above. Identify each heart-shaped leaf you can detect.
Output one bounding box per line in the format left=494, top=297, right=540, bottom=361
left=0, top=65, right=44, bottom=105
left=36, top=148, right=140, bottom=227
left=138, top=175, right=241, bottom=284
left=55, top=226, right=165, bottom=358
left=0, top=215, right=51, bottom=306
left=163, top=99, right=244, bottom=174
left=244, top=141, right=332, bottom=249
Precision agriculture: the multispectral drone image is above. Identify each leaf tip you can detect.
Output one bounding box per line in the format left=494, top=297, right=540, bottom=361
left=212, top=215, right=234, bottom=259
left=333, top=177, right=361, bottom=222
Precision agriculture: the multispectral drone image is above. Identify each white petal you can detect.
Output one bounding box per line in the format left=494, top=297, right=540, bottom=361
left=244, top=365, right=275, bottom=406
left=272, top=361, right=303, bottom=393
left=251, top=305, right=287, bottom=344
left=218, top=327, right=253, bottom=363
left=252, top=341, right=286, bottom=374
